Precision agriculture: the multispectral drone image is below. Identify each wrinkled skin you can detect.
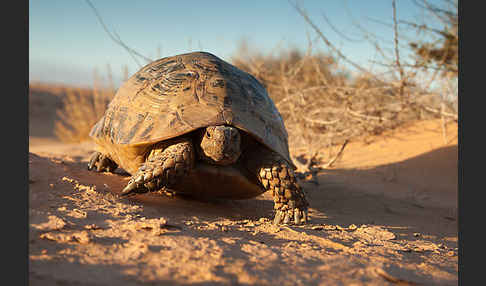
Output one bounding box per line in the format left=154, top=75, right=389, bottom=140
left=198, top=125, right=242, bottom=165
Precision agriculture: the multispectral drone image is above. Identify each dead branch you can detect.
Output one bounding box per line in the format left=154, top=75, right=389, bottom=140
left=85, top=0, right=152, bottom=68
left=291, top=151, right=319, bottom=174
left=399, top=20, right=444, bottom=36
left=417, top=0, right=454, bottom=26
left=346, top=107, right=389, bottom=121
left=422, top=105, right=458, bottom=120
left=322, top=139, right=349, bottom=169
left=289, top=0, right=373, bottom=76
left=320, top=11, right=364, bottom=43
left=392, top=0, right=406, bottom=97
left=303, top=117, right=339, bottom=126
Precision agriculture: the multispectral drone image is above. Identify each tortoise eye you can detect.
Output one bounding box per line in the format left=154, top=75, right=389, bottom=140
left=205, top=131, right=211, bottom=138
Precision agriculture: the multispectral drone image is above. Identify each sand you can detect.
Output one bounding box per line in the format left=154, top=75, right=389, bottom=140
left=29, top=89, right=458, bottom=285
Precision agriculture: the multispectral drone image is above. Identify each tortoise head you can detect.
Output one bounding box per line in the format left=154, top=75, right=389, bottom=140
left=198, top=125, right=242, bottom=165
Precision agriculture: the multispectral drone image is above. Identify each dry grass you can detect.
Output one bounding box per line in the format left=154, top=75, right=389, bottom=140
left=48, top=47, right=456, bottom=161
left=44, top=0, right=457, bottom=175
left=52, top=77, right=115, bottom=143
left=231, top=48, right=457, bottom=167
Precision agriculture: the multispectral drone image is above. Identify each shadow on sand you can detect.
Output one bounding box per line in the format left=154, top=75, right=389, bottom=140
left=29, top=147, right=458, bottom=285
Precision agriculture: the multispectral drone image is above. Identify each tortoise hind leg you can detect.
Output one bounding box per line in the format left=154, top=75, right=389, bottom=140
left=120, top=139, right=195, bottom=196
left=243, top=149, right=309, bottom=225
left=88, top=151, right=118, bottom=173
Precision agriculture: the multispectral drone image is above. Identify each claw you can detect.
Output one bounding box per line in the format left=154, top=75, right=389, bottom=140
left=302, top=209, right=308, bottom=223
left=88, top=152, right=118, bottom=173
left=294, top=208, right=301, bottom=225
left=134, top=174, right=144, bottom=184
left=97, top=155, right=108, bottom=172
left=88, top=152, right=101, bottom=170
left=283, top=211, right=290, bottom=224
left=288, top=200, right=296, bottom=209
left=120, top=181, right=139, bottom=197
left=273, top=210, right=283, bottom=225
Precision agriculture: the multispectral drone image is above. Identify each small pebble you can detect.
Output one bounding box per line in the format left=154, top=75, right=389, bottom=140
left=323, top=225, right=337, bottom=231
left=84, top=224, right=101, bottom=230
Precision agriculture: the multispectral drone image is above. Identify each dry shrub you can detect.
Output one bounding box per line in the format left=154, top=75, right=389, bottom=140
left=231, top=48, right=456, bottom=163
left=54, top=81, right=114, bottom=143
left=51, top=48, right=456, bottom=166
left=54, top=0, right=455, bottom=172
left=29, top=82, right=76, bottom=96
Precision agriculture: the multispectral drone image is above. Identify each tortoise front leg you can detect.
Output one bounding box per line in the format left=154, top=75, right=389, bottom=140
left=120, top=139, right=195, bottom=196
left=88, top=151, right=118, bottom=173
left=244, top=149, right=309, bottom=225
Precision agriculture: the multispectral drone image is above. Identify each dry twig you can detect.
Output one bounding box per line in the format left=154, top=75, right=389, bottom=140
left=392, top=0, right=407, bottom=97
left=289, top=0, right=373, bottom=76
left=85, top=0, right=152, bottom=68
left=322, top=140, right=349, bottom=169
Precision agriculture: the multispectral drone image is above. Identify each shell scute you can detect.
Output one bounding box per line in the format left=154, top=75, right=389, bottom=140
left=90, top=51, right=291, bottom=163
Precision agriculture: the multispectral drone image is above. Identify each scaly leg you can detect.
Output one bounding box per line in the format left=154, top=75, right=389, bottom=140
left=120, top=139, right=194, bottom=196
left=244, top=149, right=309, bottom=225
left=87, top=151, right=118, bottom=173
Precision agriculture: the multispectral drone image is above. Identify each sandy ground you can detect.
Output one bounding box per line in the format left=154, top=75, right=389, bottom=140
left=29, top=89, right=458, bottom=285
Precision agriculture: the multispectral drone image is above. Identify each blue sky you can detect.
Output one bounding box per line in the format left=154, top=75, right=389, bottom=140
left=29, top=0, right=448, bottom=87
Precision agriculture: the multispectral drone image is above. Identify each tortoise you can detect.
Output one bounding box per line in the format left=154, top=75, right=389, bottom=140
left=87, top=51, right=309, bottom=225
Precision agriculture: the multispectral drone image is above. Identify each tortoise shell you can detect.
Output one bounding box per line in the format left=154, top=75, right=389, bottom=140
left=89, top=52, right=291, bottom=168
